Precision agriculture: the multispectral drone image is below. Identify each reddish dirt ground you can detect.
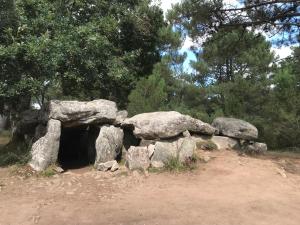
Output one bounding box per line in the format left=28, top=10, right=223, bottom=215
left=1, top=150, right=300, bottom=225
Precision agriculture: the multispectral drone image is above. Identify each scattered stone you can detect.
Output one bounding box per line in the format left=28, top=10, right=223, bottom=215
left=243, top=142, right=268, bottom=154
left=276, top=168, right=287, bottom=178
left=126, top=146, right=150, bottom=171
left=96, top=160, right=118, bottom=172
left=29, top=119, right=61, bottom=171
left=53, top=166, right=64, bottom=173
left=212, top=117, right=258, bottom=140
left=122, top=111, right=216, bottom=139
left=202, top=155, right=211, bottom=163
left=111, top=161, right=119, bottom=172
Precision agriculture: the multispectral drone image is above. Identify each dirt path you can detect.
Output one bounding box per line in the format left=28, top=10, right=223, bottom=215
left=1, top=150, right=300, bottom=225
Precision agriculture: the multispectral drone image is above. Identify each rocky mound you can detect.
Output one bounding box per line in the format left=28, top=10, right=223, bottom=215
left=26, top=99, right=267, bottom=172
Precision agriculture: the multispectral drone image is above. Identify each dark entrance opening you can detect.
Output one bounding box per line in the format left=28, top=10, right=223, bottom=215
left=58, top=125, right=99, bottom=170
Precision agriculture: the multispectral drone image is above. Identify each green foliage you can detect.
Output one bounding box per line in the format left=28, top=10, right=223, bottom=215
left=0, top=139, right=31, bottom=167
left=192, top=29, right=274, bottom=84
left=0, top=0, right=166, bottom=114
left=40, top=166, right=56, bottom=177
left=127, top=67, right=167, bottom=116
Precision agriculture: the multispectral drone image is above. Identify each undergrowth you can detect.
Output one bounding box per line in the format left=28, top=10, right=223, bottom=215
left=0, top=137, right=32, bottom=167
left=163, top=154, right=198, bottom=173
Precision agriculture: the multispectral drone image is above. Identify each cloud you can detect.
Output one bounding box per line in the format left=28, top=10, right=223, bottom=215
left=272, top=46, right=293, bottom=59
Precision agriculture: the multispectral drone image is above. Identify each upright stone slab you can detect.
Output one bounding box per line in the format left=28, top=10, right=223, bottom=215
left=178, top=138, right=196, bottom=162
left=49, top=99, right=118, bottom=127
left=122, top=111, right=216, bottom=139
left=126, top=146, right=150, bottom=171
left=151, top=139, right=178, bottom=167
left=94, top=125, right=124, bottom=166
left=29, top=119, right=61, bottom=171
left=212, top=117, right=258, bottom=140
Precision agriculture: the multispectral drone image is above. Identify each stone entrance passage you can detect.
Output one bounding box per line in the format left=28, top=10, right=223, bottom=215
left=58, top=125, right=100, bottom=170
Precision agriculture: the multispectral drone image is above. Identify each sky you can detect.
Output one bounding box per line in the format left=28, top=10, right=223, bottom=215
left=155, top=0, right=294, bottom=71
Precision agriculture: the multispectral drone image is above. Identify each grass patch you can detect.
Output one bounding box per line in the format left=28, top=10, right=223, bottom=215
left=196, top=140, right=218, bottom=151
left=164, top=155, right=198, bottom=173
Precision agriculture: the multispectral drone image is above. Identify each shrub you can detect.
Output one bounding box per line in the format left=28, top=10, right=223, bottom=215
left=164, top=155, right=198, bottom=172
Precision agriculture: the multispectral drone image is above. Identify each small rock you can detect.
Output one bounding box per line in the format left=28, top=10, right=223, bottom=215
left=53, top=166, right=64, bottom=173
left=111, top=161, right=119, bottom=172
left=97, top=160, right=118, bottom=171
left=276, top=168, right=287, bottom=178
left=201, top=155, right=211, bottom=163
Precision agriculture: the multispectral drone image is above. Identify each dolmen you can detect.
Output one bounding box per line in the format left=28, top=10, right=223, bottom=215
left=27, top=99, right=267, bottom=172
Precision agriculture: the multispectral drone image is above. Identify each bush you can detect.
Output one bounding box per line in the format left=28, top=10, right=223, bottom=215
left=164, top=155, right=198, bottom=172
left=0, top=139, right=32, bottom=167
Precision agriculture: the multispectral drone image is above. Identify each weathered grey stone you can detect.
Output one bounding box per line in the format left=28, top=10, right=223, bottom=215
left=151, top=161, right=165, bottom=168
left=243, top=142, right=267, bottom=154
left=212, top=117, right=258, bottom=140
left=182, top=130, right=191, bottom=137
left=111, top=161, right=119, bottom=172
left=49, top=99, right=118, bottom=127
left=122, top=111, right=216, bottom=139
left=178, top=138, right=196, bottom=162
left=97, top=160, right=118, bottom=171
left=94, top=125, right=124, bottom=166
left=126, top=146, right=150, bottom=171
left=211, top=136, right=239, bottom=150
left=151, top=140, right=178, bottom=166
left=147, top=144, right=155, bottom=158
left=139, top=139, right=156, bottom=147
left=29, top=119, right=61, bottom=171
left=115, top=110, right=128, bottom=125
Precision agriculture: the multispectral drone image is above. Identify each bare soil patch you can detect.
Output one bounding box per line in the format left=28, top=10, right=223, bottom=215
left=1, top=150, right=300, bottom=225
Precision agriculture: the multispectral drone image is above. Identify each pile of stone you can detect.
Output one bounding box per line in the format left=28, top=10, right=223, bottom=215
left=27, top=99, right=267, bottom=172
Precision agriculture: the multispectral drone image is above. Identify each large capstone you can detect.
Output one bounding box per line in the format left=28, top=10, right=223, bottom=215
left=29, top=119, right=61, bottom=171
left=212, top=117, right=258, bottom=140
left=49, top=99, right=118, bottom=127
left=122, top=111, right=216, bottom=139
left=94, top=125, right=124, bottom=166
